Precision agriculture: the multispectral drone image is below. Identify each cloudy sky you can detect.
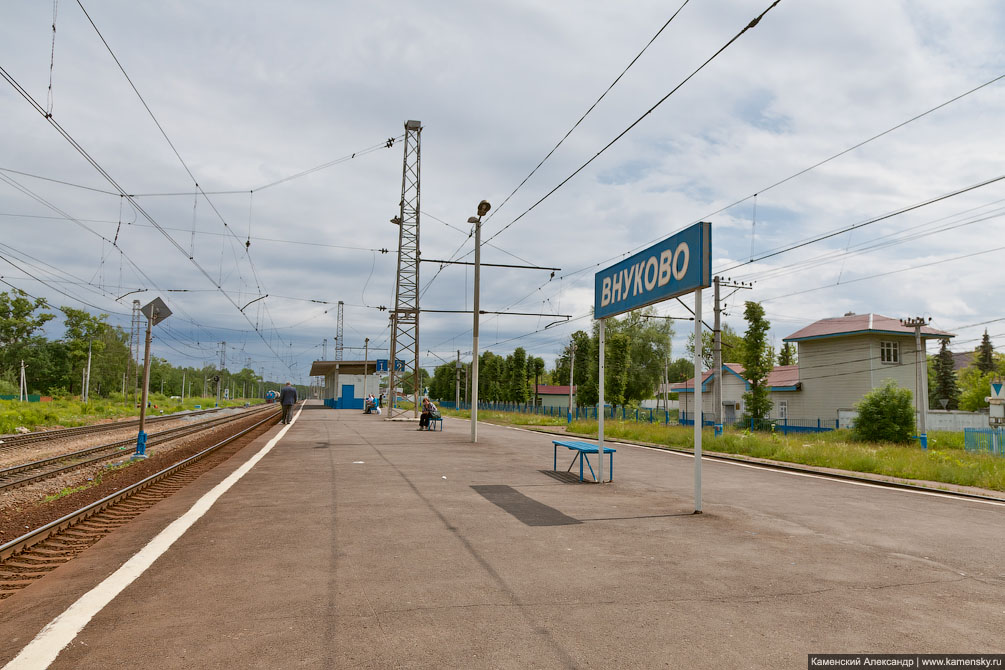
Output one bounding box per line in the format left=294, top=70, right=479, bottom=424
left=2, top=0, right=1003, bottom=384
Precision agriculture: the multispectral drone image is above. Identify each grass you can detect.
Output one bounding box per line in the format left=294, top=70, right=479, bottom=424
left=441, top=407, right=569, bottom=427
left=0, top=394, right=262, bottom=434
left=440, top=407, right=1005, bottom=493
left=42, top=462, right=131, bottom=503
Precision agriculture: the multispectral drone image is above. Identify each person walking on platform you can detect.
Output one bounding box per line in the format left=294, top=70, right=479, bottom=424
left=279, top=381, right=297, bottom=424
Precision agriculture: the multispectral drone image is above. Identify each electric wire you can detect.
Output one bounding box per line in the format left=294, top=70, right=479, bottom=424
left=482, top=0, right=783, bottom=247
left=483, top=0, right=692, bottom=225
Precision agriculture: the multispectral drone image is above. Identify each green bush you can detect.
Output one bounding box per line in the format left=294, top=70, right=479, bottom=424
left=853, top=380, right=915, bottom=443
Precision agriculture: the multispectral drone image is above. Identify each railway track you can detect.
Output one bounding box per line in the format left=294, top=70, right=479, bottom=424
left=0, top=406, right=282, bottom=599
left=0, top=404, right=276, bottom=493
left=0, top=406, right=230, bottom=452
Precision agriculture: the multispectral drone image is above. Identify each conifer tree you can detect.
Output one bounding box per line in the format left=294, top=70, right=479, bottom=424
left=933, top=339, right=959, bottom=410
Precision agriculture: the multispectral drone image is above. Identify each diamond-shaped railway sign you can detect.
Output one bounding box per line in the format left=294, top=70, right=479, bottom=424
left=140, top=297, right=172, bottom=325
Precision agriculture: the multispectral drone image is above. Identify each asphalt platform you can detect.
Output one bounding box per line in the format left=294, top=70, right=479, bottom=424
left=1, top=401, right=1002, bottom=669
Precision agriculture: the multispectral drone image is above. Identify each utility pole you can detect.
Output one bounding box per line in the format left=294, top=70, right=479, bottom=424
left=713, top=277, right=721, bottom=435
left=83, top=340, right=92, bottom=403
left=217, top=341, right=226, bottom=407
left=456, top=350, right=461, bottom=410
left=713, top=277, right=752, bottom=435
left=182, top=371, right=186, bottom=402
left=20, top=360, right=28, bottom=402
left=388, top=120, right=422, bottom=420
left=568, top=340, right=576, bottom=423
left=130, top=299, right=142, bottom=404
left=659, top=355, right=667, bottom=413
left=901, top=316, right=931, bottom=449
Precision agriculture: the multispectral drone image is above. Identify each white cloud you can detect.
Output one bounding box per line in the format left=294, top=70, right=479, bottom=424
left=2, top=0, right=1003, bottom=381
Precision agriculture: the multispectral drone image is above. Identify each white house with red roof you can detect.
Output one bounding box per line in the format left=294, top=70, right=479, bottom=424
left=671, top=363, right=801, bottom=425
left=672, top=313, right=954, bottom=426
left=534, top=384, right=577, bottom=409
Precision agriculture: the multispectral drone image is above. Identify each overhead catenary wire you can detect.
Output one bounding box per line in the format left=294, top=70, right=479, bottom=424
left=482, top=0, right=783, bottom=248
left=0, top=64, right=296, bottom=374
left=483, top=0, right=693, bottom=225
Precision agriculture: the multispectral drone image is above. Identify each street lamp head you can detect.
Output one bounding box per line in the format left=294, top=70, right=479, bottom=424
left=467, top=217, right=480, bottom=224
left=477, top=200, right=491, bottom=216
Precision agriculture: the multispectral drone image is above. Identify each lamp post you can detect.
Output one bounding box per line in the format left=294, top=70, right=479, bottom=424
left=468, top=199, right=491, bottom=443
left=363, top=337, right=370, bottom=402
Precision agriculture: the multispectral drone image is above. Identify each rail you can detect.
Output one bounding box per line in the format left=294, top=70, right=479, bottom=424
left=0, top=407, right=281, bottom=562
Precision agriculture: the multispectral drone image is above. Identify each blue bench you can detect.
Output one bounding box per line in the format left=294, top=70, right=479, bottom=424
left=425, top=417, right=443, bottom=431
left=552, top=440, right=615, bottom=482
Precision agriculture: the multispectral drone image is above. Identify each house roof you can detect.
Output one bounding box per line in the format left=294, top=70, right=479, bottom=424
left=536, top=384, right=576, bottom=395
left=784, top=313, right=954, bottom=343
left=670, top=363, right=800, bottom=392
left=308, top=360, right=379, bottom=376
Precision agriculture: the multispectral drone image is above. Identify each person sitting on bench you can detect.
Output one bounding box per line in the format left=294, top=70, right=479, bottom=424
left=418, top=397, right=440, bottom=430
left=364, top=394, right=375, bottom=414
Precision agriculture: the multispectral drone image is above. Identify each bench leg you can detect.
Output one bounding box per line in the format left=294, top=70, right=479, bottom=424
left=610, top=452, right=614, bottom=481
left=582, top=453, right=597, bottom=482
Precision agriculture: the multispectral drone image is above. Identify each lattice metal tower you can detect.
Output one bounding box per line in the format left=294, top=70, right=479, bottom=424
left=388, top=120, right=422, bottom=418
left=129, top=300, right=142, bottom=402
left=335, top=301, right=345, bottom=361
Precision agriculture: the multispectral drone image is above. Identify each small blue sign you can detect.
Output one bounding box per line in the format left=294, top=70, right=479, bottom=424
left=594, top=221, right=711, bottom=320
left=393, top=359, right=406, bottom=371
left=376, top=359, right=389, bottom=372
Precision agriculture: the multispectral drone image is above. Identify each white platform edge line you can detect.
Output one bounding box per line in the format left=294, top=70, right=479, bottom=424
left=3, top=405, right=302, bottom=670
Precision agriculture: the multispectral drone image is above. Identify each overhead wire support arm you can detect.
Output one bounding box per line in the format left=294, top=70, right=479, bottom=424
left=420, top=309, right=573, bottom=317
left=420, top=259, right=561, bottom=271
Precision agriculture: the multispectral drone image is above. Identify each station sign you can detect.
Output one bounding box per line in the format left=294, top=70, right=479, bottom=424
left=594, top=221, right=711, bottom=320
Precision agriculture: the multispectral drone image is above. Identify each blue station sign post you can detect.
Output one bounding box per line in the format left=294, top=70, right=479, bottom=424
left=594, top=222, right=711, bottom=511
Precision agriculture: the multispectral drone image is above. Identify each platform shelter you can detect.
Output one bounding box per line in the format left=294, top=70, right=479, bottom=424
left=309, top=360, right=381, bottom=409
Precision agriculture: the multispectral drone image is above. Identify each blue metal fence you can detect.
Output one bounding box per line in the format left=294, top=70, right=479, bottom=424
left=963, top=428, right=1005, bottom=456
left=679, top=412, right=839, bottom=433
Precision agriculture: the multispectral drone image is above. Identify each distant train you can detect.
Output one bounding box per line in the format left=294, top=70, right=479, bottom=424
left=265, top=389, right=278, bottom=403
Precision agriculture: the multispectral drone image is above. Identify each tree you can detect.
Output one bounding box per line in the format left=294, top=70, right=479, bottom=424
left=399, top=368, right=431, bottom=396
left=428, top=362, right=455, bottom=401
left=507, top=347, right=529, bottom=403
left=740, top=301, right=773, bottom=421
left=0, top=290, right=55, bottom=376
left=932, top=339, right=959, bottom=410
left=604, top=333, right=631, bottom=408
left=959, top=367, right=994, bottom=411
left=777, top=342, right=797, bottom=366
left=686, top=323, right=743, bottom=369
left=577, top=308, right=672, bottom=408
left=666, top=357, right=693, bottom=383
left=530, top=356, right=546, bottom=404
left=975, top=330, right=995, bottom=373
left=615, top=309, right=673, bottom=404
left=553, top=331, right=592, bottom=404
left=852, top=380, right=914, bottom=443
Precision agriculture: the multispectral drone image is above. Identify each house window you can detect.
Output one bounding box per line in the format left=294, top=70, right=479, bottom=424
left=778, top=400, right=787, bottom=420
left=880, top=341, right=899, bottom=364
